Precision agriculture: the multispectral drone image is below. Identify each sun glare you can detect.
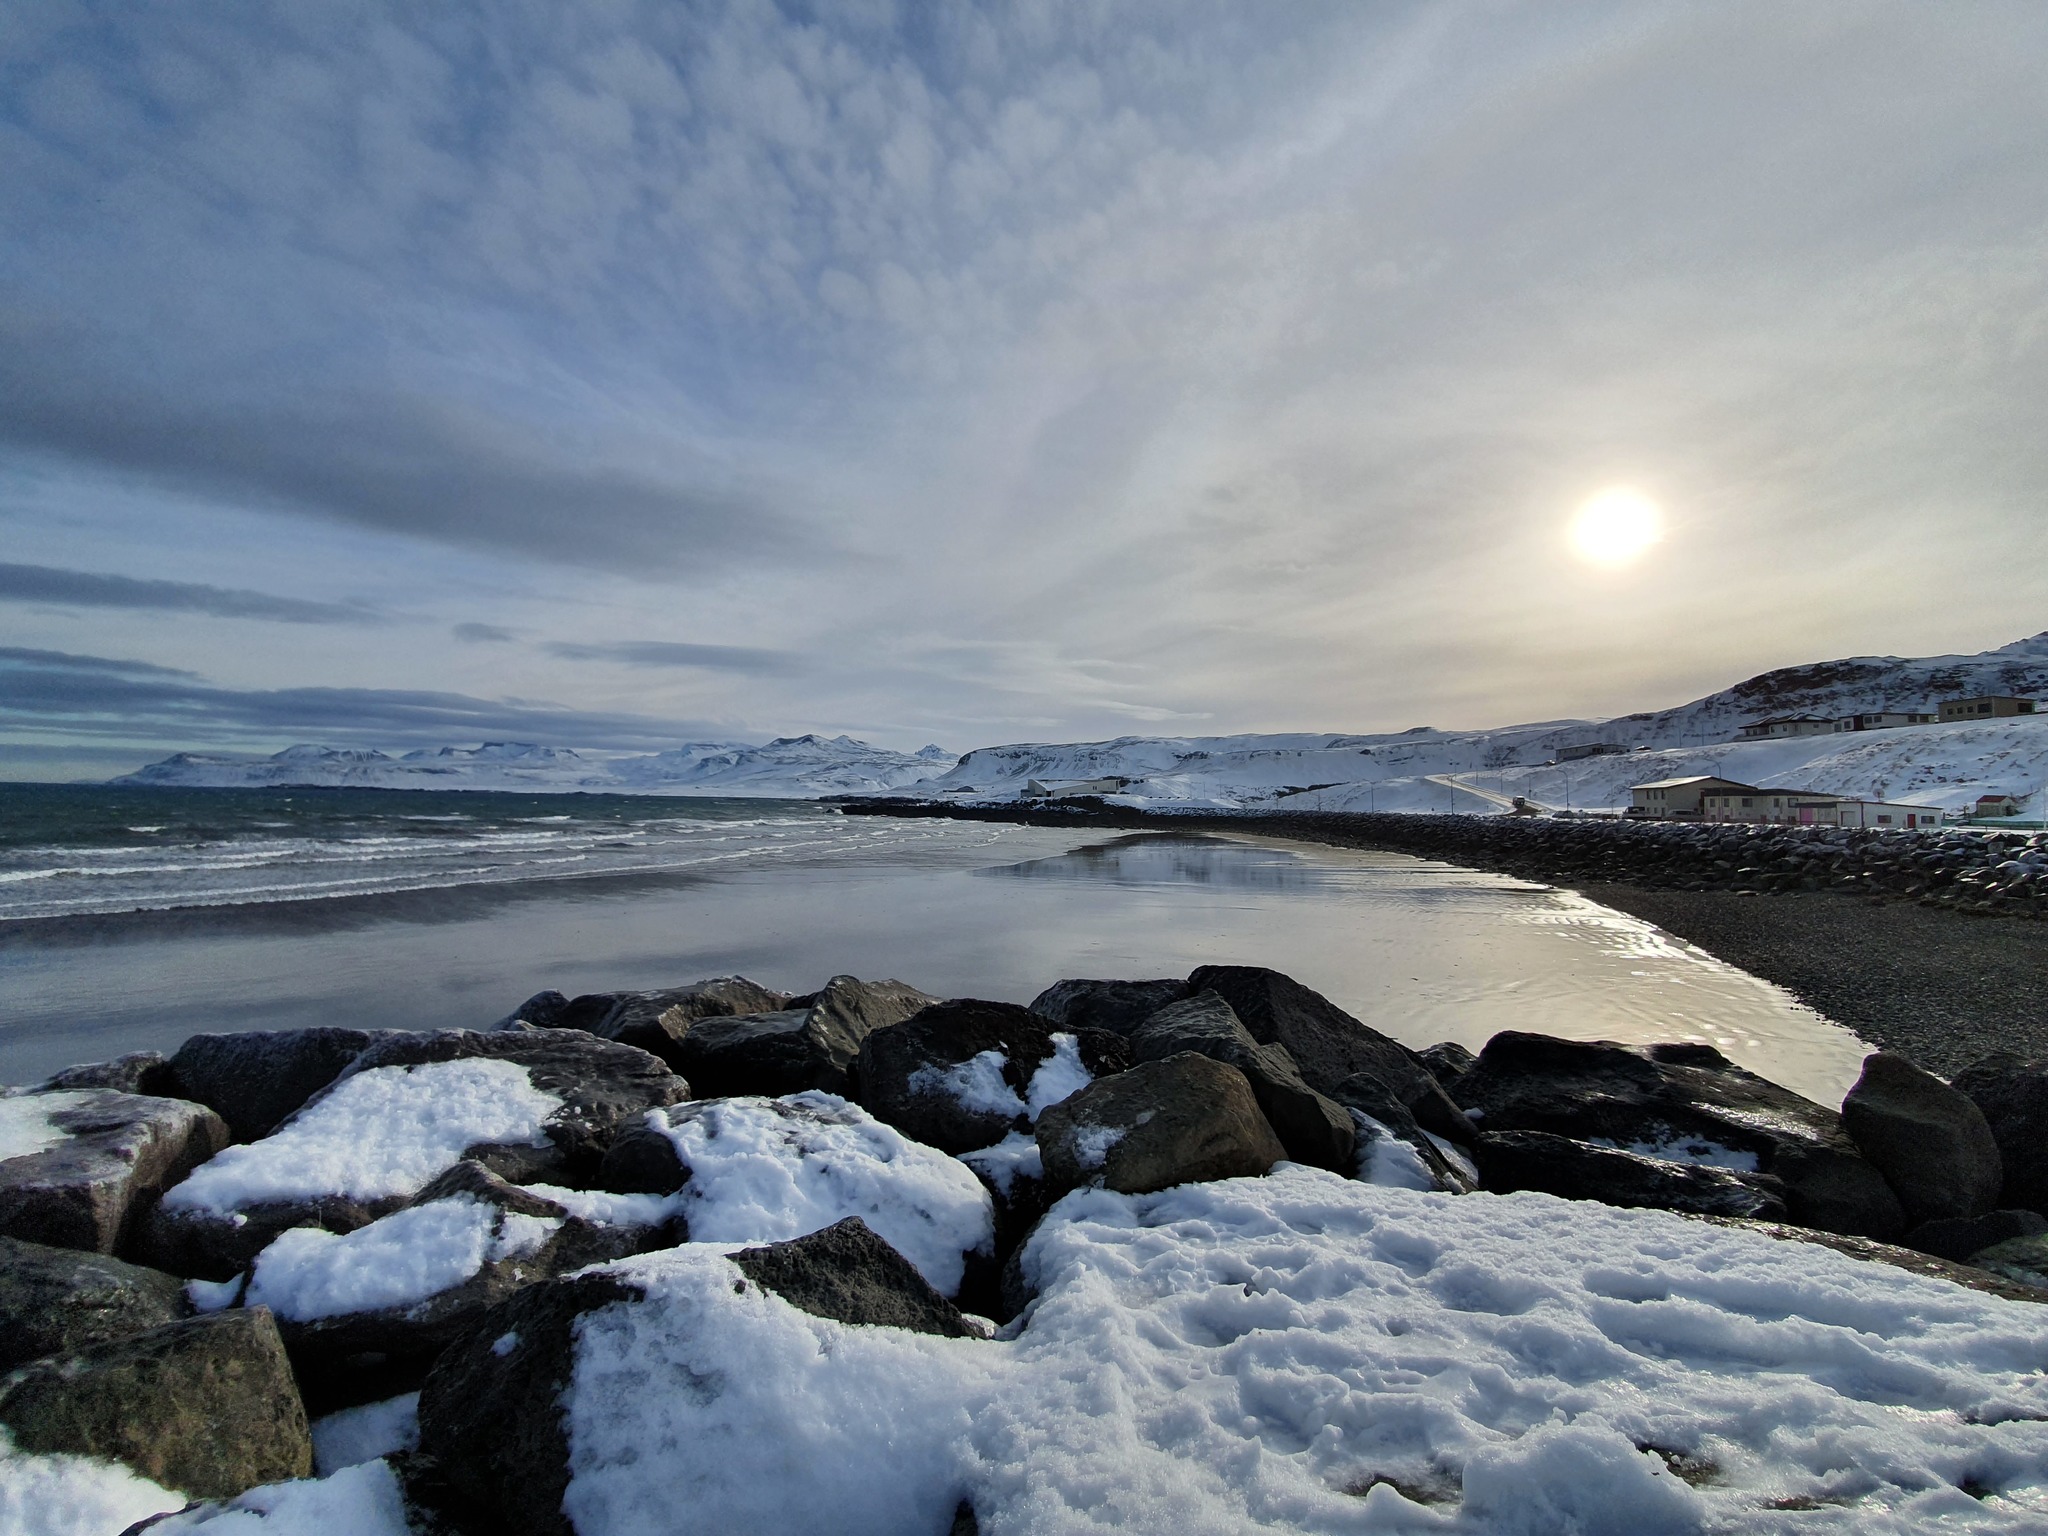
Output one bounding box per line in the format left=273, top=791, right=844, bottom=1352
left=1568, top=488, right=1663, bottom=567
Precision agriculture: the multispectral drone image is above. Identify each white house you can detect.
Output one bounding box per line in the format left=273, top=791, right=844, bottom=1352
left=1832, top=711, right=1935, bottom=733
left=1736, top=716, right=1835, bottom=741
left=1792, top=797, right=1944, bottom=830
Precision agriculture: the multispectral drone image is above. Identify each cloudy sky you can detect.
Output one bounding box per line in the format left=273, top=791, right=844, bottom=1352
left=4, top=1, right=2045, bottom=778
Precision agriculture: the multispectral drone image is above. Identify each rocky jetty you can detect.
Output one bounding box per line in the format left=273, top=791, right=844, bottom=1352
left=2, top=964, right=2045, bottom=1530
left=848, top=800, right=2048, bottom=918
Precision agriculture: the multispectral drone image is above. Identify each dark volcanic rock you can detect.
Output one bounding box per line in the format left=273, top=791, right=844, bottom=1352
left=0, top=1236, right=189, bottom=1372
left=1187, top=965, right=1473, bottom=1141
left=597, top=1116, right=686, bottom=1195
left=169, top=1028, right=392, bottom=1143
left=675, top=976, right=935, bottom=1097
left=417, top=1268, right=644, bottom=1536
left=1902, top=1209, right=2048, bottom=1262
left=1474, top=1130, right=1789, bottom=1220
left=1037, top=1054, right=1286, bottom=1195
left=1328, top=1072, right=1474, bottom=1192
left=1953, top=1053, right=2048, bottom=1213
left=1453, top=1032, right=1906, bottom=1239
left=0, top=1308, right=311, bottom=1499
left=331, top=1029, right=689, bottom=1183
left=1969, top=1233, right=2048, bottom=1289
left=730, top=1216, right=977, bottom=1338
left=1128, top=993, right=1355, bottom=1171
left=0, top=1090, right=230, bottom=1254
left=597, top=976, right=794, bottom=1065
left=855, top=1000, right=1128, bottom=1153
left=1842, top=1053, right=2003, bottom=1225
left=37, top=1053, right=177, bottom=1098
left=1416, top=1042, right=1477, bottom=1095
left=1029, top=978, right=1191, bottom=1036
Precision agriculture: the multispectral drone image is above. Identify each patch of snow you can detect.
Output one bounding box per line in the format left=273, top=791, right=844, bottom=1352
left=311, top=1395, right=419, bottom=1476
left=244, top=1197, right=505, bottom=1322
left=488, top=1211, right=562, bottom=1261
left=163, top=1060, right=560, bottom=1215
left=1353, top=1111, right=1436, bottom=1190
left=0, top=1092, right=89, bottom=1163
left=549, top=1169, right=2048, bottom=1533
left=910, top=1050, right=1025, bottom=1120
left=1591, top=1135, right=1762, bottom=1173
left=653, top=1092, right=994, bottom=1296
left=187, top=1274, right=246, bottom=1314
left=522, top=1183, right=682, bottom=1228
left=959, top=1132, right=1042, bottom=1197
left=0, top=1430, right=184, bottom=1536
left=143, top=1457, right=411, bottom=1535
left=1423, top=1130, right=1480, bottom=1187
left=1023, top=1033, right=1092, bottom=1119
left=1069, top=1123, right=1125, bottom=1172
left=492, top=1330, right=520, bottom=1357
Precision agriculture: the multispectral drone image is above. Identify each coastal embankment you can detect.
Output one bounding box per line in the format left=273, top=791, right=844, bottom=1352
left=842, top=799, right=2048, bottom=1073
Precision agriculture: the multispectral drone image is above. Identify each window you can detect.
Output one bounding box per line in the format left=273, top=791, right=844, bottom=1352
left=1877, top=815, right=1892, bottom=825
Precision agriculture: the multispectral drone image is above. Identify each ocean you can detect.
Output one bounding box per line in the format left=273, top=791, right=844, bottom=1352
left=0, top=782, right=1871, bottom=1099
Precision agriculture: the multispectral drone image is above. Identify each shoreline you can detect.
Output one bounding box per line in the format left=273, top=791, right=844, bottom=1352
left=842, top=799, right=2048, bottom=1074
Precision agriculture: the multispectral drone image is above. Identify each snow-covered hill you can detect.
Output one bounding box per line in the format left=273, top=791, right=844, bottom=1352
left=116, top=736, right=955, bottom=798
left=924, top=634, right=2048, bottom=817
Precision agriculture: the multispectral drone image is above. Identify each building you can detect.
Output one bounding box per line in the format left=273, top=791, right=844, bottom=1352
left=1832, top=711, right=1936, bottom=733
left=1736, top=716, right=1835, bottom=741
left=1974, top=793, right=2024, bottom=818
left=1628, top=776, right=1756, bottom=818
left=1938, top=696, right=2038, bottom=723
left=1793, top=797, right=1944, bottom=830
left=1699, top=787, right=1826, bottom=824
left=1022, top=776, right=1130, bottom=799
left=1558, top=742, right=1628, bottom=761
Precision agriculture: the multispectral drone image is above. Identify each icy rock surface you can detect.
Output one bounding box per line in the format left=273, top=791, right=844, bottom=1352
left=552, top=1168, right=2048, bottom=1534
left=653, top=1092, right=993, bottom=1295
left=310, top=1394, right=419, bottom=1476
left=163, top=1059, right=561, bottom=1215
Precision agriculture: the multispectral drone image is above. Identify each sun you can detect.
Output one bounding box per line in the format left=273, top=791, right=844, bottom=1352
left=1568, top=488, right=1663, bottom=567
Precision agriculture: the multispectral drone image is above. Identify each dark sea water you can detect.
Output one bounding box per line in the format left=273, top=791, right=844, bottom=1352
left=0, top=783, right=1871, bottom=1101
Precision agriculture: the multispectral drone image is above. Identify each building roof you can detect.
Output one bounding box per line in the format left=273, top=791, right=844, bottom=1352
left=1632, top=776, right=1757, bottom=792
left=1740, top=715, right=1834, bottom=727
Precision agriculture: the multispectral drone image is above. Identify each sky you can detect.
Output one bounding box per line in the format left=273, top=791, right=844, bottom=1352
left=3, top=1, right=2046, bottom=780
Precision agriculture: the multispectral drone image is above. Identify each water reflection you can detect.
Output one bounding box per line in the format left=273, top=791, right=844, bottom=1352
left=983, top=834, right=1317, bottom=891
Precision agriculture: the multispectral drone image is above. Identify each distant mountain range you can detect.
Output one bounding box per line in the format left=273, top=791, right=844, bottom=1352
left=116, top=736, right=957, bottom=798
left=112, top=633, right=2048, bottom=813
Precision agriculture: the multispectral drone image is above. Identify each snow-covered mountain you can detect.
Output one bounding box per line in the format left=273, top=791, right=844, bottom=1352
left=115, top=736, right=954, bottom=798
left=922, top=634, right=2048, bottom=816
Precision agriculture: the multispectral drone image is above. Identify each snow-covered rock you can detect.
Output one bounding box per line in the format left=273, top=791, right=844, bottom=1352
left=0, top=1090, right=230, bottom=1255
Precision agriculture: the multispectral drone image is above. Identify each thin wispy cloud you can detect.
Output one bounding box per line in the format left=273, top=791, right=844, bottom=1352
left=0, top=562, right=377, bottom=625
left=544, top=640, right=796, bottom=674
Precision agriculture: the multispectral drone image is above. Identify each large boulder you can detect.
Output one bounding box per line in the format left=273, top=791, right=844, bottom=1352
left=1127, top=993, right=1355, bottom=1171
left=1968, top=1233, right=2048, bottom=1290
left=1841, top=1053, right=2003, bottom=1226
left=1416, top=1041, right=1477, bottom=1095
left=591, top=976, right=793, bottom=1063
left=244, top=1163, right=645, bottom=1411
left=37, top=1052, right=177, bottom=1097
left=1028, top=978, right=1190, bottom=1036
left=601, top=1093, right=992, bottom=1298
left=1952, top=1053, right=2048, bottom=1214
left=0, top=1236, right=189, bottom=1372
left=416, top=1224, right=974, bottom=1536
left=168, top=1028, right=392, bottom=1142
left=854, top=1000, right=1127, bottom=1153
left=139, top=1033, right=684, bottom=1279
left=1452, top=1033, right=1907, bottom=1239
left=1902, top=1209, right=2048, bottom=1263
left=0, top=1090, right=230, bottom=1254
left=0, top=1308, right=311, bottom=1499
left=1187, top=965, right=1473, bottom=1141
left=1036, top=1054, right=1286, bottom=1195
left=674, top=976, right=935, bottom=1097
left=1474, top=1130, right=1789, bottom=1220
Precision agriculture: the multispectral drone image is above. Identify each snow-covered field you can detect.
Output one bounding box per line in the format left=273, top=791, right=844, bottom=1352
left=18, top=1163, right=2048, bottom=1535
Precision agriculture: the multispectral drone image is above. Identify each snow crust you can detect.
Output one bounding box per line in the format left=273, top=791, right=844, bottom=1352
left=0, top=1092, right=89, bottom=1163
left=960, top=1132, right=1042, bottom=1196
left=311, top=1395, right=419, bottom=1476
left=1023, top=1034, right=1092, bottom=1118
left=555, top=1168, right=2048, bottom=1534
left=521, top=1183, right=682, bottom=1228
left=163, top=1060, right=561, bottom=1215
left=653, top=1093, right=993, bottom=1295
left=245, top=1196, right=542, bottom=1321
left=0, top=1431, right=183, bottom=1536
left=1354, top=1111, right=1437, bottom=1190
left=913, top=1035, right=1093, bottom=1128
left=143, top=1458, right=411, bottom=1535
